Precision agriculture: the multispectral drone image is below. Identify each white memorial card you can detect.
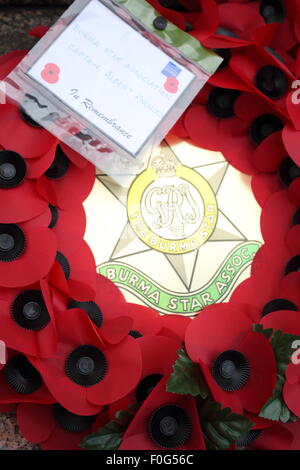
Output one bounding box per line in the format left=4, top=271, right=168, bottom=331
left=27, top=0, right=195, bottom=156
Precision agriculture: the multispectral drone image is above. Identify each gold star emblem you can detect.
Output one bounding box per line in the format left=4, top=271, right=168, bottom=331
left=84, top=136, right=262, bottom=316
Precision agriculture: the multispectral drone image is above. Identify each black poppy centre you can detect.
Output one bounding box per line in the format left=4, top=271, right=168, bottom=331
left=4, top=355, right=42, bottom=394
left=149, top=404, right=192, bottom=448
left=12, top=289, right=51, bottom=331
left=212, top=350, right=250, bottom=391
left=53, top=403, right=98, bottom=433
left=0, top=150, right=27, bottom=189
left=0, top=224, right=26, bottom=262
left=65, top=345, right=107, bottom=387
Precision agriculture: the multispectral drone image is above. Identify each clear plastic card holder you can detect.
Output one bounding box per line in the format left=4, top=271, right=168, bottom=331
left=4, top=0, right=222, bottom=186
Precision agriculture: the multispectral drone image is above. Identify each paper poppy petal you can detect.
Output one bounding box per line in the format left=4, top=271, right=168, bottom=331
left=87, top=336, right=142, bottom=406
left=219, top=119, right=257, bottom=174
left=0, top=370, right=55, bottom=405
left=260, top=310, right=300, bottom=335
left=184, top=105, right=221, bottom=151
left=185, top=303, right=251, bottom=364
left=288, top=176, right=300, bottom=205
left=191, top=0, right=219, bottom=40
left=60, top=143, right=88, bottom=169
left=121, top=377, right=205, bottom=450
left=251, top=173, right=282, bottom=208
left=37, top=160, right=95, bottom=209
left=0, top=104, right=55, bottom=159
left=279, top=272, right=300, bottom=308
left=110, top=335, right=181, bottom=418
left=170, top=115, right=189, bottom=139
left=219, top=3, right=264, bottom=38
left=52, top=204, right=86, bottom=239
left=286, top=420, right=300, bottom=450
left=26, top=145, right=57, bottom=179
left=41, top=424, right=87, bottom=451
left=287, top=91, right=300, bottom=130
left=120, top=432, right=161, bottom=450
left=253, top=423, right=293, bottom=450
left=286, top=225, right=300, bottom=256
left=17, top=403, right=55, bottom=444
left=29, top=351, right=102, bottom=416
left=36, top=279, right=57, bottom=358
left=138, top=335, right=181, bottom=378
left=50, top=232, right=96, bottom=301
left=252, top=131, right=286, bottom=172
left=124, top=303, right=162, bottom=336
left=284, top=381, right=300, bottom=418
left=286, top=364, right=300, bottom=386
left=237, top=331, right=277, bottom=413
left=101, top=316, right=133, bottom=345
left=209, top=68, right=253, bottom=92
left=0, top=50, right=26, bottom=80
left=0, top=227, right=57, bottom=288
left=199, top=359, right=243, bottom=414
left=0, top=180, right=48, bottom=223
left=234, top=93, right=275, bottom=122
left=0, top=404, right=16, bottom=412
left=282, top=125, right=300, bottom=165
left=261, top=191, right=295, bottom=251
left=159, top=314, right=191, bottom=342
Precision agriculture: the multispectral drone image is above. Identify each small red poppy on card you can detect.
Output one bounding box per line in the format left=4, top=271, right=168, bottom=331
left=41, top=63, right=61, bottom=84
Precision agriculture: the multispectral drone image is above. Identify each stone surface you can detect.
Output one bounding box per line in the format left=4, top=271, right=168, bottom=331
left=0, top=7, right=64, bottom=55
left=0, top=413, right=38, bottom=450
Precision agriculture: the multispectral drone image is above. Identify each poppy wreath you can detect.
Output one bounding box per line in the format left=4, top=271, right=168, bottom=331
left=0, top=0, right=300, bottom=451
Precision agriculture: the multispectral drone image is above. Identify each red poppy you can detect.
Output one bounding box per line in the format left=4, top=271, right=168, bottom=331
left=173, top=84, right=241, bottom=151
left=237, top=412, right=293, bottom=450
left=0, top=217, right=57, bottom=288
left=29, top=308, right=142, bottom=415
left=198, top=3, right=266, bottom=49
left=229, top=46, right=295, bottom=117
left=36, top=144, right=95, bottom=209
left=185, top=303, right=277, bottom=414
left=17, top=403, right=108, bottom=450
left=0, top=149, right=51, bottom=223
left=0, top=350, right=55, bottom=405
left=123, top=303, right=163, bottom=338
left=0, top=101, right=57, bottom=160
left=48, top=230, right=97, bottom=302
left=208, top=47, right=255, bottom=92
left=46, top=202, right=86, bottom=239
left=219, top=92, right=287, bottom=175
left=41, top=63, right=60, bottom=84
left=0, top=279, right=57, bottom=358
left=110, top=335, right=181, bottom=418
left=248, top=0, right=299, bottom=52
left=251, top=172, right=283, bottom=207
left=52, top=274, right=131, bottom=345
left=120, top=376, right=206, bottom=450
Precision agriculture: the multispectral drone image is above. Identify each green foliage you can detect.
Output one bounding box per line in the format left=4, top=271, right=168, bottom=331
left=166, top=348, right=209, bottom=398
left=201, top=401, right=253, bottom=450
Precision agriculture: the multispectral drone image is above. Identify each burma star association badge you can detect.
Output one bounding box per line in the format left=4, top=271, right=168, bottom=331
left=84, top=136, right=262, bottom=316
